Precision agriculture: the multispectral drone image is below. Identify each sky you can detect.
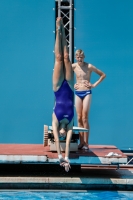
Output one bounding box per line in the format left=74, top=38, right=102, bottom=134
left=0, top=0, right=133, bottom=149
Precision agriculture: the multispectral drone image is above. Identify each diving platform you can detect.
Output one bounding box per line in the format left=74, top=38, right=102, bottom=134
left=0, top=126, right=128, bottom=168
left=0, top=144, right=128, bottom=168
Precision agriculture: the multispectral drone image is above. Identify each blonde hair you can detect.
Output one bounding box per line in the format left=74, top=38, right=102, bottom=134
left=75, top=49, right=85, bottom=57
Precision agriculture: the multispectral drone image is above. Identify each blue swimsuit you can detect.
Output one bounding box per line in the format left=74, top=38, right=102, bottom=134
left=75, top=90, right=92, bottom=99
left=54, top=80, right=74, bottom=124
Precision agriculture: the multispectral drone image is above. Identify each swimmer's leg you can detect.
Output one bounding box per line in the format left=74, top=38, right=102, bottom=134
left=75, top=95, right=84, bottom=148
left=82, top=94, right=92, bottom=148
left=61, top=19, right=73, bottom=88
left=53, top=17, right=64, bottom=91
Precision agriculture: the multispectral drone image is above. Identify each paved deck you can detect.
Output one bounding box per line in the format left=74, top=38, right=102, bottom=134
left=0, top=144, right=127, bottom=165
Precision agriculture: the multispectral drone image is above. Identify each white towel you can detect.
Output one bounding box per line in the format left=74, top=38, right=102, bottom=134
left=105, top=152, right=121, bottom=157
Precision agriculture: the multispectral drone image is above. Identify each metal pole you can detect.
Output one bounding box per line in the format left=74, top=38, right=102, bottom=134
left=58, top=0, right=61, bottom=17
left=69, top=0, right=73, bottom=62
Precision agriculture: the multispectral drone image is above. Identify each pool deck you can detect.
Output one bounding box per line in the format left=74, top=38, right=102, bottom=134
left=0, top=144, right=133, bottom=190
left=0, top=144, right=127, bottom=165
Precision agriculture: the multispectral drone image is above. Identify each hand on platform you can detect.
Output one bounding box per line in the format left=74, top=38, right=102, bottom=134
left=59, top=158, right=71, bottom=172
left=63, top=162, right=71, bottom=172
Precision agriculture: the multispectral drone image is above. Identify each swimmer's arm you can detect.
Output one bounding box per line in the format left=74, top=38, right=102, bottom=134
left=52, top=121, right=62, bottom=156
left=89, top=64, right=106, bottom=88
left=65, top=129, right=73, bottom=158
left=65, top=120, right=73, bottom=158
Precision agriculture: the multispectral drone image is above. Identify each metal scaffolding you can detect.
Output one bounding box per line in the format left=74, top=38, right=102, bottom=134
left=55, top=0, right=74, bottom=62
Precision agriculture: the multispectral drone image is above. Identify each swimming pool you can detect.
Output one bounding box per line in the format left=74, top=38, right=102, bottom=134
left=0, top=190, right=133, bottom=200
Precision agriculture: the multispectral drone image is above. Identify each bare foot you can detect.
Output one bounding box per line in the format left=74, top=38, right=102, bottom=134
left=83, top=143, right=89, bottom=149
left=56, top=17, right=62, bottom=31
left=78, top=143, right=89, bottom=150
left=60, top=19, right=66, bottom=38
left=78, top=143, right=84, bottom=149
left=81, top=145, right=89, bottom=150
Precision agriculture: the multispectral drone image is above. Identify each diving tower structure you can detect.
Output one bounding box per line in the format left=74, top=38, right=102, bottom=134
left=55, top=0, right=74, bottom=63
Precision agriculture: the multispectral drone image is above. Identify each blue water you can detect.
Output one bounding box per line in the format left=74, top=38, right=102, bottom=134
left=0, top=191, right=133, bottom=200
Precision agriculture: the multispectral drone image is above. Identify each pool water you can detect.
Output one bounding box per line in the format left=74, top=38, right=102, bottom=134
left=0, top=191, right=133, bottom=200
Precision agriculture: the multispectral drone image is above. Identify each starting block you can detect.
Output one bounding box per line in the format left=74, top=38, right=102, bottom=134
left=43, top=125, right=88, bottom=152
